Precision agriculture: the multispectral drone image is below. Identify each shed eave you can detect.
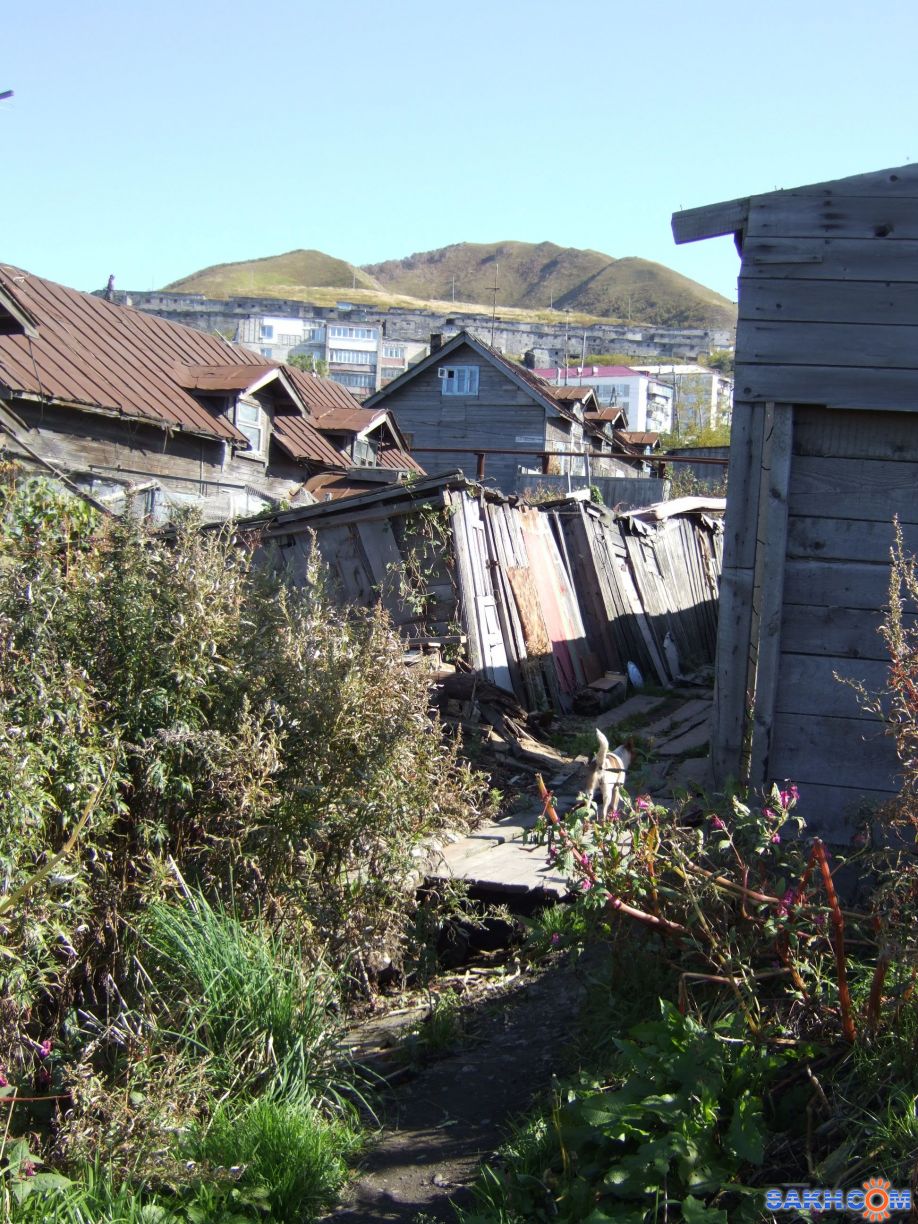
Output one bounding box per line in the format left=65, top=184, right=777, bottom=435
left=671, top=196, right=750, bottom=246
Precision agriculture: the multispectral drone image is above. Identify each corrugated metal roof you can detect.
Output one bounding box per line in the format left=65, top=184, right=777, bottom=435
left=586, top=408, right=628, bottom=423
left=285, top=366, right=366, bottom=415
left=271, top=412, right=349, bottom=466
left=616, top=430, right=660, bottom=447
left=0, top=266, right=265, bottom=443
left=176, top=363, right=276, bottom=392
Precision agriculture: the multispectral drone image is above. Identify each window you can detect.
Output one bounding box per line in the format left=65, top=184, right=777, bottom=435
left=329, top=325, right=377, bottom=340
left=330, top=349, right=374, bottom=365
left=353, top=436, right=380, bottom=466
left=331, top=372, right=375, bottom=389
left=259, top=347, right=273, bottom=358
left=261, top=324, right=274, bottom=339
left=440, top=365, right=479, bottom=396
left=235, top=398, right=267, bottom=456
left=383, top=344, right=405, bottom=359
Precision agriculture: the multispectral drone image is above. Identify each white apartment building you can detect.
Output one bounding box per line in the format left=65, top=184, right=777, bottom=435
left=533, top=364, right=674, bottom=433
left=630, top=364, right=733, bottom=433
left=235, top=316, right=427, bottom=397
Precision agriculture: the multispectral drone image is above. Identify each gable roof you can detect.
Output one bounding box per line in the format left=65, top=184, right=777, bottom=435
left=0, top=265, right=271, bottom=443
left=364, top=329, right=580, bottom=423
left=0, top=266, right=359, bottom=470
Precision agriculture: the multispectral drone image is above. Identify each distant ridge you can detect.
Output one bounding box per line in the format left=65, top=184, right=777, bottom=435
left=165, top=241, right=735, bottom=331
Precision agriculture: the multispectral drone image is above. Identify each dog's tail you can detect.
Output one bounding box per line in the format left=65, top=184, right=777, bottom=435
left=594, top=728, right=609, bottom=769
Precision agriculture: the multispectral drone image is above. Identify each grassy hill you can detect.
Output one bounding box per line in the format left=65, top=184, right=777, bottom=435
left=164, top=241, right=736, bottom=331
left=364, top=241, right=736, bottom=330
left=165, top=249, right=385, bottom=296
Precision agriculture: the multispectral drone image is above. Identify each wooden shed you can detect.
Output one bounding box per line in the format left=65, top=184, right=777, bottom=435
left=673, top=163, right=918, bottom=837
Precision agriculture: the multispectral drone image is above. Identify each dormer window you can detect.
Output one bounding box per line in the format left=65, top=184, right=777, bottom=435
left=353, top=436, right=379, bottom=466
left=235, top=397, right=267, bottom=456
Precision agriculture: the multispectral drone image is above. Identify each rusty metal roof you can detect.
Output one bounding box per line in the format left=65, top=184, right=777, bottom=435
left=0, top=266, right=272, bottom=442
left=175, top=363, right=277, bottom=392
left=271, top=412, right=350, bottom=466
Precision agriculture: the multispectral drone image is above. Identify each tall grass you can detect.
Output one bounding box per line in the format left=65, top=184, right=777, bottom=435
left=139, top=892, right=351, bottom=1106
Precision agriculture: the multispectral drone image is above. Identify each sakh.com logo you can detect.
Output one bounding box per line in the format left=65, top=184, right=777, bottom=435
left=766, top=1178, right=911, bottom=1219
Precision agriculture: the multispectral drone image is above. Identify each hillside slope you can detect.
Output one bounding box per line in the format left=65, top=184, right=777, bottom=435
left=165, top=249, right=384, bottom=296
left=164, top=241, right=735, bottom=330
left=364, top=241, right=735, bottom=329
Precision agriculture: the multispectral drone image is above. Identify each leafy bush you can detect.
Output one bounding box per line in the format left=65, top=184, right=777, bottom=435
left=0, top=470, right=492, bottom=1210
left=465, top=1002, right=780, bottom=1223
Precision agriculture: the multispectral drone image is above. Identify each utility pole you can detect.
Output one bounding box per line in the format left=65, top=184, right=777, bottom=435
left=489, top=262, right=499, bottom=347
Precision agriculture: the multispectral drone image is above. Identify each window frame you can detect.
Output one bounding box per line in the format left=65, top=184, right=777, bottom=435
left=440, top=365, right=480, bottom=396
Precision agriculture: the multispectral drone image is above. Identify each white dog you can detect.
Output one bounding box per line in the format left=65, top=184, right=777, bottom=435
left=583, top=729, right=632, bottom=819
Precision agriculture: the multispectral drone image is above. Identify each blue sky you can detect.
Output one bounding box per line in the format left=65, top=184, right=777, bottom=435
left=5, top=0, right=918, bottom=305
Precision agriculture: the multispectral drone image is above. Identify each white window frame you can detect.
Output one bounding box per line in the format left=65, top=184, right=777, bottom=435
left=440, top=365, right=479, bottom=396
left=235, top=398, right=267, bottom=457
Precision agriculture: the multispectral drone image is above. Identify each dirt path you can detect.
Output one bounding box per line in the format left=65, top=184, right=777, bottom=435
left=324, top=955, right=587, bottom=1222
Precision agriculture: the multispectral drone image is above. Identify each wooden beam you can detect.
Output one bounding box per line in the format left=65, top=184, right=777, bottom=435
left=749, top=402, right=793, bottom=786
left=672, top=196, right=749, bottom=245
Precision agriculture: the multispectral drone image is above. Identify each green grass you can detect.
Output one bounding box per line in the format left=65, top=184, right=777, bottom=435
left=193, top=1094, right=361, bottom=1222
left=140, top=893, right=351, bottom=1105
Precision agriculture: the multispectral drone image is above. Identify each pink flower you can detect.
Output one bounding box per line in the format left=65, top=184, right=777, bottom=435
left=779, top=784, right=800, bottom=808
left=771, top=831, right=781, bottom=844
left=38, top=1039, right=52, bottom=1059
left=20, top=1162, right=36, bottom=1178
left=776, top=887, right=797, bottom=917
left=635, top=795, right=652, bottom=812
left=579, top=852, right=592, bottom=868
left=581, top=879, right=593, bottom=892
left=762, top=807, right=777, bottom=821
left=0, top=1069, right=8, bottom=1088
left=711, top=816, right=726, bottom=831
left=550, top=933, right=561, bottom=945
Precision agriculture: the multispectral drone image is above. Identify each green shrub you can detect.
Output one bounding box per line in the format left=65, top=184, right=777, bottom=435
left=193, top=1094, right=360, bottom=1222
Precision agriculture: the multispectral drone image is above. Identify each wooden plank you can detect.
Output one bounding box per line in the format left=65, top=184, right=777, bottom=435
left=774, top=653, right=888, bottom=718
left=777, top=780, right=897, bottom=841
left=787, top=455, right=918, bottom=522
left=787, top=515, right=918, bottom=564
left=444, top=490, right=484, bottom=672
left=740, top=235, right=918, bottom=281
left=734, top=361, right=918, bottom=412
left=709, top=400, right=764, bottom=786
left=793, top=405, right=918, bottom=459
left=506, top=566, right=552, bottom=655
left=741, top=277, right=918, bottom=327
left=746, top=192, right=918, bottom=242
left=783, top=559, right=899, bottom=610
left=671, top=196, right=749, bottom=244
left=770, top=711, right=900, bottom=792
left=739, top=320, right=918, bottom=372
left=710, top=566, right=755, bottom=783
left=780, top=604, right=905, bottom=660
left=749, top=403, right=793, bottom=784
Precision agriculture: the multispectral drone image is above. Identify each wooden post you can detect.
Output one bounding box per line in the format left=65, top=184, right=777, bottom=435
left=748, top=402, right=794, bottom=785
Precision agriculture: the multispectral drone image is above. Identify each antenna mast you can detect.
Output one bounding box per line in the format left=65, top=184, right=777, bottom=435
left=489, top=262, right=499, bottom=347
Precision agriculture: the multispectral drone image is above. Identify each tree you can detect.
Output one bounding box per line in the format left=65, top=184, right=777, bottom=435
left=287, top=353, right=328, bottom=377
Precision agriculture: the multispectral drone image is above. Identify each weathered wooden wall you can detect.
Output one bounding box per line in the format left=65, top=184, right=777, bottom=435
left=375, top=340, right=554, bottom=491
left=711, top=165, right=918, bottom=838
left=257, top=475, right=723, bottom=715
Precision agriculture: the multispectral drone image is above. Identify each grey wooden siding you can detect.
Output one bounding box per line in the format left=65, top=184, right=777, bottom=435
left=10, top=399, right=318, bottom=501
left=711, top=167, right=918, bottom=837
left=378, top=342, right=551, bottom=492
left=734, top=172, right=918, bottom=410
